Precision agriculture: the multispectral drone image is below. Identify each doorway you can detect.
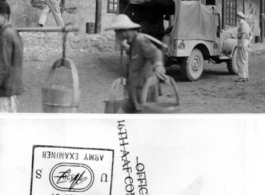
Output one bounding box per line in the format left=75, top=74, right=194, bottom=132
left=205, top=0, right=216, bottom=5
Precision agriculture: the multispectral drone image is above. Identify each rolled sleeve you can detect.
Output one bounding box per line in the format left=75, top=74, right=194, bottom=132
left=249, top=30, right=254, bottom=37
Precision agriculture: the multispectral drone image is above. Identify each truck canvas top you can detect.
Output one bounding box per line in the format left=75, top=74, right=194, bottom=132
left=171, top=0, right=220, bottom=41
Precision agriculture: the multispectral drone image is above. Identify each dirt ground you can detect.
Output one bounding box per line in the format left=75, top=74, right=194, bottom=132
left=18, top=47, right=265, bottom=113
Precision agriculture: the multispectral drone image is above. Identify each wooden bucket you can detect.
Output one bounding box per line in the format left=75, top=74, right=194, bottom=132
left=104, top=78, right=126, bottom=113
left=42, top=58, right=81, bottom=113
left=141, top=76, right=181, bottom=114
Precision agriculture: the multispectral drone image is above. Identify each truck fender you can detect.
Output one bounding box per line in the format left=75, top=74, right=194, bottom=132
left=222, top=38, right=237, bottom=57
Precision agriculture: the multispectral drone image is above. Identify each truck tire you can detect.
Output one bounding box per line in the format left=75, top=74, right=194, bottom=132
left=227, top=47, right=238, bottom=75
left=181, top=49, right=204, bottom=81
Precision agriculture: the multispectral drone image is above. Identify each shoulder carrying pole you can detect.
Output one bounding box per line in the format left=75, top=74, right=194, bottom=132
left=15, top=23, right=79, bottom=33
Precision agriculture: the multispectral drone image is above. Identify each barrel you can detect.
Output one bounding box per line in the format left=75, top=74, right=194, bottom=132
left=86, top=23, right=95, bottom=34
left=42, top=58, right=81, bottom=113
left=104, top=78, right=126, bottom=113
left=141, top=76, right=181, bottom=114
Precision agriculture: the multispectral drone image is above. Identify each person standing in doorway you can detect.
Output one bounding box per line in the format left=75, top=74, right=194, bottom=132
left=38, top=0, right=64, bottom=27
left=235, top=11, right=254, bottom=82
left=0, top=2, right=24, bottom=112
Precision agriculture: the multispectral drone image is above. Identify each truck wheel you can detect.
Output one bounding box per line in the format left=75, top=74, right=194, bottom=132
left=227, top=47, right=238, bottom=75
left=181, top=49, right=204, bottom=81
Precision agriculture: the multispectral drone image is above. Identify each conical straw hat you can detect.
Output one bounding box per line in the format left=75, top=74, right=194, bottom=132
left=237, top=11, right=245, bottom=19
left=105, top=14, right=141, bottom=31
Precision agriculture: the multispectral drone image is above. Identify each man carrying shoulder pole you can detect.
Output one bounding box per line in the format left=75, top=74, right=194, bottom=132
left=105, top=14, right=166, bottom=113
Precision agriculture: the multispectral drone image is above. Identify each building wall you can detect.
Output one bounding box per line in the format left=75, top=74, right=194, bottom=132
left=243, top=0, right=260, bottom=36
left=6, top=0, right=117, bottom=33
left=214, top=0, right=260, bottom=37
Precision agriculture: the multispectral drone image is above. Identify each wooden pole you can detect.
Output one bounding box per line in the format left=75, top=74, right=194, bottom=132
left=169, top=15, right=174, bottom=27
left=95, top=0, right=102, bottom=34
left=15, top=24, right=79, bottom=32
left=261, top=0, right=264, bottom=43
left=222, top=0, right=225, bottom=30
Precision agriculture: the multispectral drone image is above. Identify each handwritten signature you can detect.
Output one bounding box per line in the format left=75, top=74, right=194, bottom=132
left=54, top=169, right=87, bottom=190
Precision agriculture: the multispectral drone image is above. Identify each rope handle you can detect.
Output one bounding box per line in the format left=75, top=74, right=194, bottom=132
left=62, top=23, right=74, bottom=59
left=141, top=76, right=180, bottom=105
left=46, top=58, right=80, bottom=104
left=109, top=78, right=127, bottom=102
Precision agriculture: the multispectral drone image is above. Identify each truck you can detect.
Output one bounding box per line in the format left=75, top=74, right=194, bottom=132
left=163, top=0, right=238, bottom=81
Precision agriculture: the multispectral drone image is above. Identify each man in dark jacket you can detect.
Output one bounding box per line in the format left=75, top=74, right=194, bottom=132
left=0, top=2, right=24, bottom=112
left=105, top=14, right=166, bottom=113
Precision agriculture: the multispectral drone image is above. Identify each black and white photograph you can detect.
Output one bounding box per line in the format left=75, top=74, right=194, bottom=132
left=1, top=1, right=265, bottom=195
left=0, top=0, right=264, bottom=113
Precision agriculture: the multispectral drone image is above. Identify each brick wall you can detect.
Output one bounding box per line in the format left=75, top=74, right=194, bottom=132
left=6, top=0, right=117, bottom=33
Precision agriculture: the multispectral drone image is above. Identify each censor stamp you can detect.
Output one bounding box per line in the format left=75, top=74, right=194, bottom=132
left=117, top=120, right=135, bottom=195
left=117, top=120, right=149, bottom=195
left=30, top=145, right=114, bottom=195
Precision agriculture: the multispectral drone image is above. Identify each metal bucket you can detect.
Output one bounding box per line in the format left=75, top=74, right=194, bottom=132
left=104, top=78, right=126, bottom=113
left=141, top=76, right=181, bottom=114
left=42, top=58, right=81, bottom=113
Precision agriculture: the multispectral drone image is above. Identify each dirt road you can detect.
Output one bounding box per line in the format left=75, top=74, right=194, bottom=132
left=19, top=49, right=265, bottom=113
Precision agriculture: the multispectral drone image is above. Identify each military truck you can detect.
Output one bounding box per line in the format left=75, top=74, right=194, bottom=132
left=163, top=0, right=238, bottom=81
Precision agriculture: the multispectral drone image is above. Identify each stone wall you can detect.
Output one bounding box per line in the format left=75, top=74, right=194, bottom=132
left=21, top=32, right=117, bottom=61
